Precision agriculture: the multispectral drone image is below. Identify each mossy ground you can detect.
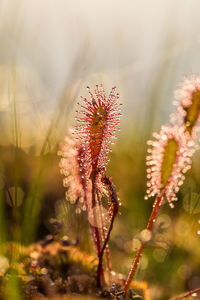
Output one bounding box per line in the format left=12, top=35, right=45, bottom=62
left=0, top=237, right=150, bottom=300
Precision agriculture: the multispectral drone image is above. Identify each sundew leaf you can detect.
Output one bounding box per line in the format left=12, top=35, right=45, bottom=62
left=161, top=138, right=178, bottom=188
left=183, top=192, right=200, bottom=214
left=185, top=90, right=200, bottom=134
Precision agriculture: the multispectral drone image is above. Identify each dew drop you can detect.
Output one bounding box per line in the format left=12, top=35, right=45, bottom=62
left=140, top=229, right=152, bottom=243
left=192, top=293, right=197, bottom=297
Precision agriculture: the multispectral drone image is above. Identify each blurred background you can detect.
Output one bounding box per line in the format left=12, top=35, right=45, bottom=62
left=1, top=0, right=200, bottom=299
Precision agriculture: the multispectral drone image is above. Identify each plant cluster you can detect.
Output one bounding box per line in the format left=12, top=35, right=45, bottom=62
left=59, top=75, right=200, bottom=299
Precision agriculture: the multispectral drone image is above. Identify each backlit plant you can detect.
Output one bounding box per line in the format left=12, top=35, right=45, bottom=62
left=59, top=75, right=200, bottom=299
left=124, top=75, right=200, bottom=297
left=171, top=74, right=200, bottom=136
left=59, top=84, right=122, bottom=288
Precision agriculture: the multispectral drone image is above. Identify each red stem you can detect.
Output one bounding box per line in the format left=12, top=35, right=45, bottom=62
left=123, top=194, right=164, bottom=294
left=82, top=175, right=102, bottom=266
left=97, top=208, right=117, bottom=287
left=91, top=173, right=104, bottom=287
left=97, top=176, right=119, bottom=288
left=91, top=180, right=101, bottom=256
left=169, top=287, right=200, bottom=300
left=97, top=191, right=112, bottom=282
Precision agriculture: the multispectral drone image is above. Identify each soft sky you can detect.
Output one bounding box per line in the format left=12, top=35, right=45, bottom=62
left=1, top=0, right=200, bottom=148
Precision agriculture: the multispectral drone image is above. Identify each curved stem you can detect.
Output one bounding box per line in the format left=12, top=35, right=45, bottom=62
left=123, top=194, right=164, bottom=294
left=169, top=287, right=200, bottom=300
left=97, top=208, right=118, bottom=287
left=97, top=176, right=119, bottom=288
left=97, top=191, right=112, bottom=282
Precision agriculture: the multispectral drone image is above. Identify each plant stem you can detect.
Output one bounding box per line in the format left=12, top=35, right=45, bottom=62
left=97, top=176, right=119, bottom=288
left=97, top=191, right=112, bottom=283
left=91, top=173, right=104, bottom=287
left=169, top=287, right=200, bottom=300
left=91, top=177, right=101, bottom=257
left=123, top=194, right=164, bottom=294
left=97, top=205, right=118, bottom=288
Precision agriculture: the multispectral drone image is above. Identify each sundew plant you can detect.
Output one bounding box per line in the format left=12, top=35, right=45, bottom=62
left=1, top=75, right=200, bottom=300
left=59, top=85, right=122, bottom=288
left=58, top=77, right=200, bottom=299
